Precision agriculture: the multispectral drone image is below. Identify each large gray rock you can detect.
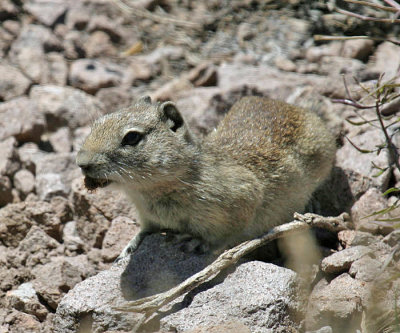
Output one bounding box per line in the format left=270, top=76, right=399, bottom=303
left=320, top=245, right=372, bottom=274
left=351, top=188, right=394, bottom=235
left=336, top=125, right=390, bottom=190
left=9, top=24, right=62, bottom=83
left=6, top=282, right=48, bottom=321
left=0, top=63, right=31, bottom=101
left=69, top=59, right=132, bottom=94
left=33, top=152, right=80, bottom=201
left=0, top=97, right=45, bottom=143
left=161, top=262, right=303, bottom=333
left=53, top=233, right=215, bottom=332
left=32, top=257, right=85, bottom=310
left=24, top=0, right=68, bottom=27
left=0, top=199, right=68, bottom=247
left=368, top=42, right=400, bottom=79
left=216, top=63, right=326, bottom=101
left=30, top=85, right=105, bottom=130
left=7, top=225, right=60, bottom=269
left=55, top=241, right=302, bottom=333
left=306, top=274, right=367, bottom=331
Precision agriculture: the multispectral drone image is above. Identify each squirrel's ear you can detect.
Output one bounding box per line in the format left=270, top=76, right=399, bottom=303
left=160, top=101, right=184, bottom=132
left=138, top=95, right=152, bottom=104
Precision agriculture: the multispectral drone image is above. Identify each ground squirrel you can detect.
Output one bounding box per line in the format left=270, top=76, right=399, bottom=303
left=76, top=96, right=336, bottom=260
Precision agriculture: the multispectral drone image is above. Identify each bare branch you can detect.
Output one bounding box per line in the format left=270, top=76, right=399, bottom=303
left=336, top=7, right=400, bottom=23
left=111, top=0, right=202, bottom=30
left=384, top=0, right=400, bottom=12
left=345, top=0, right=397, bottom=12
left=114, top=213, right=350, bottom=319
left=332, top=98, right=376, bottom=109
left=375, top=99, right=400, bottom=172
left=314, top=35, right=400, bottom=46
left=345, top=135, right=376, bottom=153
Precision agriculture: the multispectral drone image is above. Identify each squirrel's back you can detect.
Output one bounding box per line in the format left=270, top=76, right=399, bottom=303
left=77, top=95, right=336, bottom=255
left=207, top=96, right=335, bottom=182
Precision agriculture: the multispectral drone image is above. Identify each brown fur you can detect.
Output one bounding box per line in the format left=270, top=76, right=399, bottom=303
left=76, top=96, right=336, bottom=259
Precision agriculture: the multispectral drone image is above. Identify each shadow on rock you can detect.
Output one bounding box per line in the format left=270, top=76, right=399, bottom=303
left=312, top=166, right=364, bottom=217
left=120, top=233, right=217, bottom=301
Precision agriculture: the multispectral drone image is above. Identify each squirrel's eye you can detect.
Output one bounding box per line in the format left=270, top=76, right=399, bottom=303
left=121, top=131, right=143, bottom=146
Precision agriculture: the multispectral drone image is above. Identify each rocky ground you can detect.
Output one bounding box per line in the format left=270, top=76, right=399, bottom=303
left=1, top=0, right=400, bottom=332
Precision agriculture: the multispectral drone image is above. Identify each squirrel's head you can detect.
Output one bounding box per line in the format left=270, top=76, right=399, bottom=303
left=76, top=96, right=197, bottom=190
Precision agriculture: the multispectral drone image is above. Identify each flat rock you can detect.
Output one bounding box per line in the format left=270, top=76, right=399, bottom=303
left=216, top=63, right=326, bottom=101
left=33, top=152, right=80, bottom=201
left=6, top=282, right=48, bottom=321
left=24, top=0, right=68, bottom=27
left=161, top=262, right=303, bottom=333
left=7, top=225, right=60, bottom=268
left=32, top=257, right=84, bottom=310
left=0, top=200, right=63, bottom=247
left=338, top=230, right=379, bottom=248
left=351, top=188, right=394, bottom=235
left=306, top=274, right=366, bottom=331
left=30, top=85, right=105, bottom=130
left=321, top=245, right=372, bottom=274
left=69, top=59, right=132, bottom=94
left=0, top=97, right=45, bottom=143
left=349, top=256, right=381, bottom=282
left=54, top=233, right=215, bottom=332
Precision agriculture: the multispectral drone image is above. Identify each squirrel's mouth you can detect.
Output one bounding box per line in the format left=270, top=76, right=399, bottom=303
left=84, top=176, right=112, bottom=191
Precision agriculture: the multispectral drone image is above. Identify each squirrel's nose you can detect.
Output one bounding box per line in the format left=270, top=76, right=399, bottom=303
left=78, top=162, right=92, bottom=174
left=76, top=150, right=94, bottom=174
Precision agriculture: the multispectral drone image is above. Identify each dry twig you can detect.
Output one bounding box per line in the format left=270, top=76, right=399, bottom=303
left=111, top=0, right=202, bottom=30
left=336, top=6, right=400, bottom=22
left=114, top=212, right=350, bottom=327
left=345, top=0, right=398, bottom=13
left=314, top=35, right=400, bottom=46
